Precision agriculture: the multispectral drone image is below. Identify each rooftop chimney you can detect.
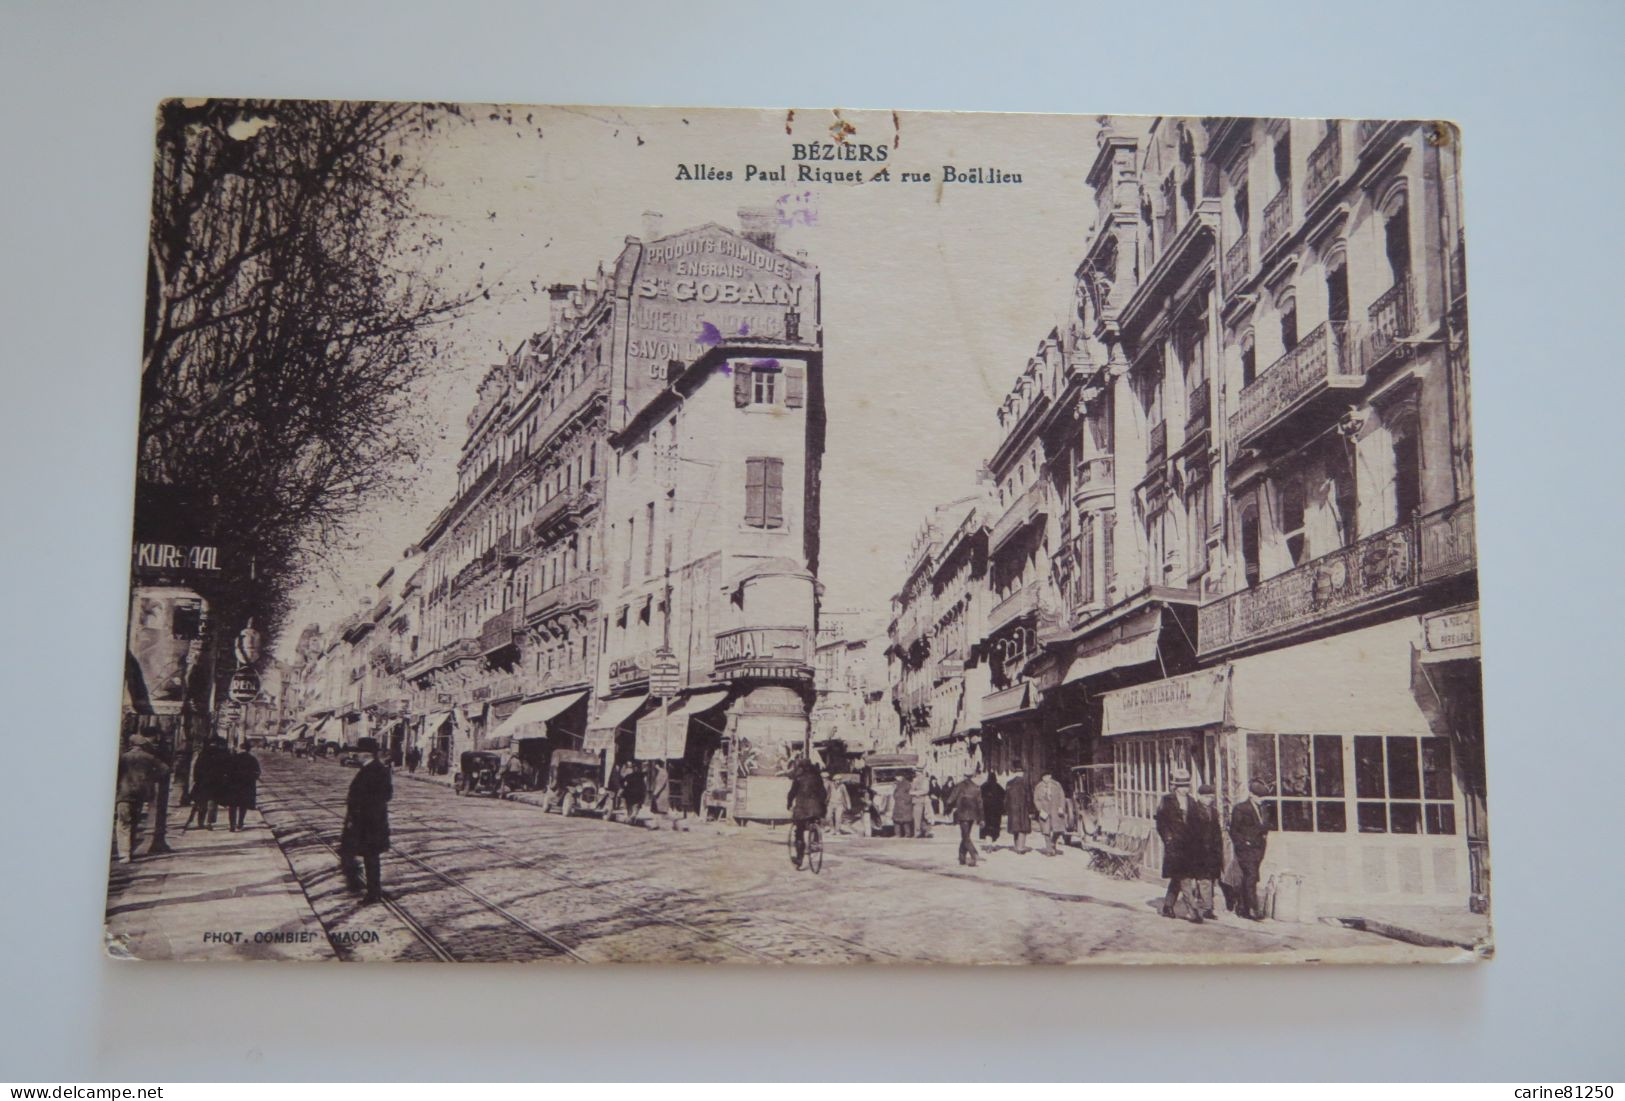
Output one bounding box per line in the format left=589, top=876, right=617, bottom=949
left=738, top=206, right=777, bottom=251
left=642, top=210, right=664, bottom=240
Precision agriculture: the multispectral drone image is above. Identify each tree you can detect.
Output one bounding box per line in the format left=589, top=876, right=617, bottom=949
left=137, top=98, right=477, bottom=646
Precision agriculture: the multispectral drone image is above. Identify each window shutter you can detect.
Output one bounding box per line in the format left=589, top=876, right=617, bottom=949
left=785, top=364, right=805, bottom=408
left=765, top=458, right=784, bottom=527
left=733, top=363, right=752, bottom=407
left=744, top=458, right=766, bottom=527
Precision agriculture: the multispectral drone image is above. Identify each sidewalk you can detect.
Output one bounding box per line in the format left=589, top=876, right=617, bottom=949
left=104, top=791, right=336, bottom=961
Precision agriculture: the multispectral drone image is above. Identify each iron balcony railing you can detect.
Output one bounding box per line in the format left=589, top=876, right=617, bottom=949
left=989, top=481, right=1047, bottom=554
left=1223, top=232, right=1251, bottom=294
left=1365, top=275, right=1415, bottom=368
left=1305, top=125, right=1342, bottom=207
left=1261, top=186, right=1292, bottom=253
left=1228, top=320, right=1358, bottom=447
left=1147, top=420, right=1168, bottom=470
left=1185, top=380, right=1211, bottom=438
left=987, top=582, right=1039, bottom=634
left=1197, top=499, right=1475, bottom=656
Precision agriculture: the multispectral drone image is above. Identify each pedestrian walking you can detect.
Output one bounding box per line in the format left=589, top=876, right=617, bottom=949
left=1155, top=769, right=1202, bottom=922
left=649, top=759, right=679, bottom=830
left=605, top=758, right=625, bottom=815
left=621, top=762, right=647, bottom=825
left=979, top=771, right=1005, bottom=848
left=340, top=737, right=392, bottom=904
left=910, top=769, right=932, bottom=838
left=113, top=734, right=167, bottom=863
left=222, top=742, right=261, bottom=832
left=949, top=771, right=984, bottom=866
left=891, top=773, right=915, bottom=838
left=826, top=772, right=850, bottom=834
left=185, top=736, right=230, bottom=830
left=786, top=759, right=827, bottom=868
left=1184, top=783, right=1223, bottom=920
left=1229, top=779, right=1272, bottom=921
left=406, top=746, right=420, bottom=774
left=173, top=740, right=194, bottom=806
left=1033, top=769, right=1066, bottom=856
left=1005, top=767, right=1035, bottom=854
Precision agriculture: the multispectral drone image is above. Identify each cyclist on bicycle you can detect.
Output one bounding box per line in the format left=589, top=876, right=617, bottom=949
left=787, top=758, right=828, bottom=868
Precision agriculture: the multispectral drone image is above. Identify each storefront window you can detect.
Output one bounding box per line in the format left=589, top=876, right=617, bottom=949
left=1355, top=735, right=1455, bottom=835
left=1248, top=732, right=1346, bottom=832
left=1113, top=733, right=1214, bottom=820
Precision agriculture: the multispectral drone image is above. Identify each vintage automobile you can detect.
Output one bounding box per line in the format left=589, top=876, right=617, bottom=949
left=454, top=749, right=506, bottom=797
left=860, top=753, right=920, bottom=837
left=548, top=749, right=607, bottom=817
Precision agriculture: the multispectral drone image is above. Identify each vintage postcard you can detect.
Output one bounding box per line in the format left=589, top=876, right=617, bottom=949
left=110, top=102, right=1486, bottom=964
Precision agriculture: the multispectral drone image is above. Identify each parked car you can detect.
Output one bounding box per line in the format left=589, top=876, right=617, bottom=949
left=454, top=750, right=505, bottom=797
left=548, top=750, right=607, bottom=816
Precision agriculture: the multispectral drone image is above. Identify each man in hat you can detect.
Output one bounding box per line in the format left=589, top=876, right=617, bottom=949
left=340, top=736, right=392, bottom=904
left=1154, top=768, right=1200, bottom=921
left=113, top=733, right=167, bottom=863
left=1185, top=782, right=1224, bottom=920
left=948, top=770, right=985, bottom=867
left=1229, top=779, right=1273, bottom=920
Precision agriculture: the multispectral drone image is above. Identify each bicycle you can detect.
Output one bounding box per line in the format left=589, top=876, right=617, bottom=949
left=787, top=818, right=823, bottom=874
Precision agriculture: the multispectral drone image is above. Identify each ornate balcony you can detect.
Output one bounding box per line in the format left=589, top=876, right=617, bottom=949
left=990, top=482, right=1047, bottom=554
left=1147, top=420, right=1167, bottom=470
left=1197, top=521, right=1416, bottom=656
left=1223, top=233, right=1251, bottom=294
left=480, top=607, right=519, bottom=655
left=524, top=572, right=601, bottom=624
left=527, top=477, right=601, bottom=544
left=1261, top=187, right=1292, bottom=253
left=1305, top=125, right=1342, bottom=208
left=1417, top=499, right=1475, bottom=584
left=1185, top=380, right=1211, bottom=440
left=1364, top=276, right=1415, bottom=369
left=1228, top=321, right=1362, bottom=451
left=1075, top=455, right=1115, bottom=505
left=987, top=582, right=1039, bottom=634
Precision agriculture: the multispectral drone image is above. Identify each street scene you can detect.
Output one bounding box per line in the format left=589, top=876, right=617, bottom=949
left=111, top=103, right=1487, bottom=964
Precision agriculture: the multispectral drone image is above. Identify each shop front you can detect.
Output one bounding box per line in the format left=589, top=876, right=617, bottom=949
left=1412, top=602, right=1487, bottom=912
left=717, top=684, right=810, bottom=823
left=1101, top=616, right=1476, bottom=912
left=585, top=694, right=649, bottom=780
left=633, top=688, right=729, bottom=814
left=489, top=689, right=589, bottom=789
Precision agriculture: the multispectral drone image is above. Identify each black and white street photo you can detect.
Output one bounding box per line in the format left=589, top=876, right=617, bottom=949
left=109, top=103, right=1484, bottom=964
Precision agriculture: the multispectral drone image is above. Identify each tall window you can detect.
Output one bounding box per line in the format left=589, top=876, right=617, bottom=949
left=1233, top=179, right=1250, bottom=235
left=1240, top=337, right=1257, bottom=389
left=1355, top=735, right=1455, bottom=835
left=1392, top=416, right=1422, bottom=525
left=1280, top=477, right=1307, bottom=566
left=744, top=457, right=785, bottom=529
left=623, top=515, right=635, bottom=585
left=644, top=501, right=656, bottom=577
left=1280, top=302, right=1299, bottom=354
left=1186, top=481, right=1209, bottom=580
left=1384, top=199, right=1411, bottom=286
left=1240, top=504, right=1261, bottom=588
left=1273, top=133, right=1291, bottom=193
left=752, top=367, right=778, bottom=405
left=1248, top=733, right=1347, bottom=833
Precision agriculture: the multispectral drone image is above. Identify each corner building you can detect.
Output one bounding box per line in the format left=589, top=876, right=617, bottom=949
left=595, top=212, right=825, bottom=823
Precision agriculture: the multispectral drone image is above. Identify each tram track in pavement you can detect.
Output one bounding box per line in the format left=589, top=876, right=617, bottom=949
left=259, top=783, right=588, bottom=964
left=290, top=789, right=870, bottom=964
left=274, top=760, right=902, bottom=963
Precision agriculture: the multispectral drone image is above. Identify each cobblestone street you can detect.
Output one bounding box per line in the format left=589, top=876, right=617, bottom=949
left=246, top=755, right=1431, bottom=964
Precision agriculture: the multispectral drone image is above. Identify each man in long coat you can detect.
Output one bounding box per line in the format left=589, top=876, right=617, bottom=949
left=1154, top=770, right=1200, bottom=922
left=910, top=769, right=932, bottom=838
left=1004, top=768, right=1035, bottom=854
left=1229, top=779, right=1272, bottom=920
left=186, top=736, right=231, bottom=830
left=979, top=771, right=1006, bottom=848
left=113, top=734, right=167, bottom=863
left=341, top=737, right=392, bottom=904
left=1184, top=783, right=1224, bottom=920
left=949, top=771, right=985, bottom=866
left=1033, top=770, right=1067, bottom=856
left=786, top=759, right=827, bottom=868
left=890, top=774, right=915, bottom=838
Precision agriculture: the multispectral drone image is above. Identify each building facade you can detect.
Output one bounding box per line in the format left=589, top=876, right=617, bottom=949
left=887, top=115, right=1479, bottom=917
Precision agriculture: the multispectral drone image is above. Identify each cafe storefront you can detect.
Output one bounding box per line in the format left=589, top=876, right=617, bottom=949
left=1103, top=616, right=1475, bottom=911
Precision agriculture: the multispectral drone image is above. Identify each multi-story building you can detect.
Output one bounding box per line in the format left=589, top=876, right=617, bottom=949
left=596, top=211, right=824, bottom=822
left=810, top=610, right=891, bottom=768
left=402, top=274, right=614, bottom=779
left=904, top=115, right=1480, bottom=918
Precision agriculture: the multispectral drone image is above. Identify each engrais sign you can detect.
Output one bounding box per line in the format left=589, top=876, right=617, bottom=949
left=622, top=225, right=815, bottom=416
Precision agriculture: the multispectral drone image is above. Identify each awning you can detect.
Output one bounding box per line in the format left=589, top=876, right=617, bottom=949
left=424, top=711, right=451, bottom=733
left=981, top=682, right=1032, bottom=722
left=489, top=690, right=588, bottom=743
left=311, top=716, right=335, bottom=739
left=634, top=688, right=731, bottom=760
left=1062, top=608, right=1164, bottom=685
left=584, top=694, right=647, bottom=753
left=285, top=723, right=309, bottom=741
